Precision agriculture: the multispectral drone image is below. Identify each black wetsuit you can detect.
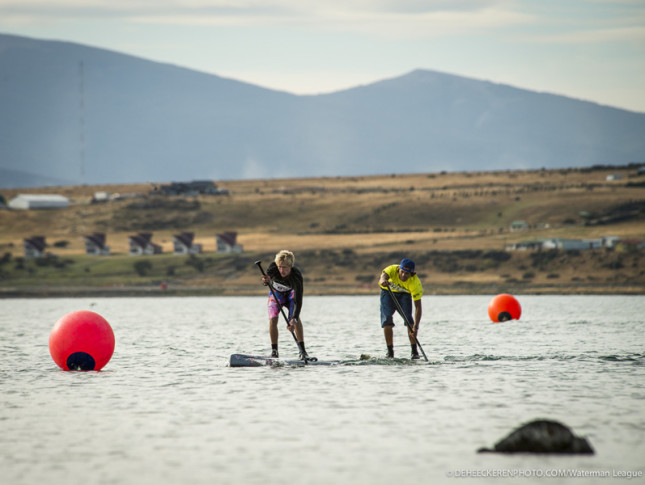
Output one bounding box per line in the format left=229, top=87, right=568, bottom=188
left=266, top=262, right=304, bottom=320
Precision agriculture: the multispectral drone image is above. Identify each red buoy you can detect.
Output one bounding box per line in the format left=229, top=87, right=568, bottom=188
left=488, top=294, right=522, bottom=323
left=49, top=311, right=115, bottom=371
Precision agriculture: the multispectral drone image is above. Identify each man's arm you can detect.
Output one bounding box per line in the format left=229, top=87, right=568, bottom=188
left=378, top=271, right=389, bottom=287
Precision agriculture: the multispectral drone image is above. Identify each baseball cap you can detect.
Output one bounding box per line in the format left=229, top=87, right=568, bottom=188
left=400, top=258, right=416, bottom=274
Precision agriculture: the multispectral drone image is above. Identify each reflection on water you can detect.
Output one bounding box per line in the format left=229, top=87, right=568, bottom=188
left=1, top=295, right=644, bottom=485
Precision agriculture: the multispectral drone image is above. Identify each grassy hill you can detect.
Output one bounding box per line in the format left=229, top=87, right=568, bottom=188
left=1, top=166, right=644, bottom=296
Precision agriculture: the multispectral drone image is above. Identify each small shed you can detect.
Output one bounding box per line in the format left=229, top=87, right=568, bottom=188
left=505, top=239, right=545, bottom=251
left=510, top=221, right=529, bottom=232
left=542, top=238, right=594, bottom=251
left=24, top=236, right=47, bottom=259
left=173, top=232, right=202, bottom=255
left=9, top=194, right=69, bottom=210
left=601, top=236, right=620, bottom=248
left=129, top=233, right=163, bottom=255
left=92, top=192, right=110, bottom=203
left=84, top=233, right=110, bottom=255
left=216, top=232, right=243, bottom=253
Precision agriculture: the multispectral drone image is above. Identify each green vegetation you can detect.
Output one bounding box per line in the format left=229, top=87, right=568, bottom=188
left=0, top=243, right=642, bottom=296
left=0, top=253, right=230, bottom=288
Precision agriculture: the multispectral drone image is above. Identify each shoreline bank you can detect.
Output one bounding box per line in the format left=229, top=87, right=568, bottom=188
left=2, top=283, right=643, bottom=298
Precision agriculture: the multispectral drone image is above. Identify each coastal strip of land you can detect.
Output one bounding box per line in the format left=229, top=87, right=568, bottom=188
left=1, top=166, right=643, bottom=296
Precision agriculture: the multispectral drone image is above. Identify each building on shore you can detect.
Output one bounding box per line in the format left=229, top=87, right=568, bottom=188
left=173, top=232, right=202, bottom=254
left=23, top=236, right=47, bottom=259
left=84, top=233, right=111, bottom=255
left=129, top=233, right=163, bottom=255
left=216, top=232, right=242, bottom=253
left=9, top=194, right=69, bottom=210
left=506, top=236, right=627, bottom=252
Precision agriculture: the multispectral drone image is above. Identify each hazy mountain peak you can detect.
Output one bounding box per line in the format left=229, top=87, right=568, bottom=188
left=1, top=33, right=644, bottom=188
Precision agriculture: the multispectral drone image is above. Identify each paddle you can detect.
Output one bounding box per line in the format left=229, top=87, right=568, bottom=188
left=386, top=284, right=429, bottom=361
left=255, top=260, right=309, bottom=363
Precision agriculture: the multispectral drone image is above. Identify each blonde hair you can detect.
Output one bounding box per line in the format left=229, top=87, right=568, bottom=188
left=275, top=249, right=295, bottom=267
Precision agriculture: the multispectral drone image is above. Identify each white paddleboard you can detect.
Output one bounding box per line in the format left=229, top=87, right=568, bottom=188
left=229, top=353, right=341, bottom=367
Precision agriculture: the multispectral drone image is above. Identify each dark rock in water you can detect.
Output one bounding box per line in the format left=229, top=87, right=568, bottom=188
left=478, top=419, right=594, bottom=454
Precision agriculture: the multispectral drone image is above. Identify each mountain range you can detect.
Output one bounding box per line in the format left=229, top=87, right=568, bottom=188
left=1, top=32, right=644, bottom=189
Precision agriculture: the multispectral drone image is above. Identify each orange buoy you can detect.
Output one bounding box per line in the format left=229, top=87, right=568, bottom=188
left=488, top=294, right=522, bottom=323
left=49, top=311, right=115, bottom=371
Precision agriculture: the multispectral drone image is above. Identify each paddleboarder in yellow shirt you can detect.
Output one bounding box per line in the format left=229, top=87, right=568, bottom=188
left=378, top=258, right=423, bottom=359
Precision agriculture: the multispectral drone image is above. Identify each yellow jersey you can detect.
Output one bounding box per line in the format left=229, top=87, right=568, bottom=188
left=379, top=264, right=423, bottom=301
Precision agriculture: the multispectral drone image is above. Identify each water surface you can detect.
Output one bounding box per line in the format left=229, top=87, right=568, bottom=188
left=1, top=295, right=644, bottom=484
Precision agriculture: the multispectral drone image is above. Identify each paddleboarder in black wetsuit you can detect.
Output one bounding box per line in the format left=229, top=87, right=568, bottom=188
left=261, top=250, right=309, bottom=360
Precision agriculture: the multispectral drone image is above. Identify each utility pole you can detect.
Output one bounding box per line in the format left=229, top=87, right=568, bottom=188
left=79, top=60, right=85, bottom=184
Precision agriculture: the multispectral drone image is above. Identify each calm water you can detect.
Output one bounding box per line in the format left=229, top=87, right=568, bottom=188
left=1, top=295, right=644, bottom=485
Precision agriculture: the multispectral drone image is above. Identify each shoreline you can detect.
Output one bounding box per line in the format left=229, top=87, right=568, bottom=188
left=2, top=283, right=643, bottom=298
left=2, top=168, right=643, bottom=297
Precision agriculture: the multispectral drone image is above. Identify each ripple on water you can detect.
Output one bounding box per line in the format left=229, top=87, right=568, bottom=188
left=0, top=295, right=643, bottom=485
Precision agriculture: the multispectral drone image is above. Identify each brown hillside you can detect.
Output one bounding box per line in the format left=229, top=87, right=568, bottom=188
left=1, top=167, right=644, bottom=296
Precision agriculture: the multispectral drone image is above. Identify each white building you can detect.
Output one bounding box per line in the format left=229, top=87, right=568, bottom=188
left=606, top=174, right=624, bottom=181
left=8, top=194, right=69, bottom=210
left=542, top=238, right=598, bottom=250
left=129, top=233, right=163, bottom=255
left=92, top=192, right=110, bottom=203
left=601, top=236, right=620, bottom=248
left=216, top=232, right=243, bottom=253
left=507, top=236, right=621, bottom=252
left=23, top=236, right=47, bottom=259
left=84, top=233, right=111, bottom=255
left=510, top=221, right=530, bottom=232
left=173, top=233, right=202, bottom=254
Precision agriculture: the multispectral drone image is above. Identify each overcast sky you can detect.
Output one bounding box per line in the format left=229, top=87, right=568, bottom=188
left=1, top=0, right=644, bottom=112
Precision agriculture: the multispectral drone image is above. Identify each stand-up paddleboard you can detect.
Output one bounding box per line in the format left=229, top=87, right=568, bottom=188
left=229, top=353, right=341, bottom=367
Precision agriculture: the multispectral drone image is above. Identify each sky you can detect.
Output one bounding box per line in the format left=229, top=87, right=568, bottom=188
left=1, top=0, right=644, bottom=112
